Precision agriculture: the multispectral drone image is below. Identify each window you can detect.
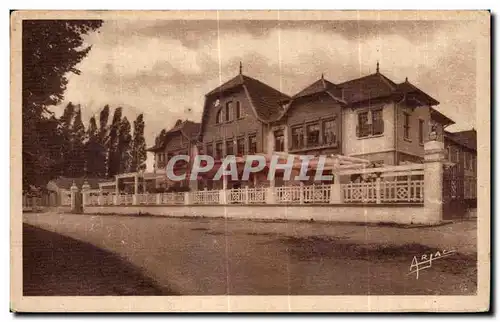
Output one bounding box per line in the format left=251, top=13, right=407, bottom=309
left=455, top=149, right=460, bottom=164
left=372, top=109, right=384, bottom=135
left=216, top=109, right=223, bottom=124
left=292, top=126, right=304, bottom=149
left=306, top=123, right=320, bottom=147
left=226, top=139, right=234, bottom=156
left=403, top=112, right=411, bottom=140
left=235, top=101, right=242, bottom=119
left=274, top=129, right=285, bottom=152
left=248, top=134, right=257, bottom=154
left=356, top=109, right=384, bottom=138
left=225, top=101, right=233, bottom=122
left=237, top=137, right=245, bottom=155
left=418, top=119, right=424, bottom=144
left=197, top=144, right=204, bottom=156
left=215, top=142, right=223, bottom=160
left=206, top=143, right=213, bottom=157
left=323, top=119, right=337, bottom=145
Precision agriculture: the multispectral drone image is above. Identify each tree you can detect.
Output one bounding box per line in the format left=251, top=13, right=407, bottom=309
left=22, top=20, right=102, bottom=189
left=57, top=102, right=76, bottom=176
left=118, top=117, right=132, bottom=174
left=95, top=105, right=110, bottom=177
left=68, top=105, right=86, bottom=177
left=106, top=107, right=123, bottom=177
left=130, top=114, right=147, bottom=172
left=84, top=116, right=103, bottom=177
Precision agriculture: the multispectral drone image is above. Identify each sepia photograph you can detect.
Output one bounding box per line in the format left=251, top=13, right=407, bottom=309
left=10, top=10, right=490, bottom=312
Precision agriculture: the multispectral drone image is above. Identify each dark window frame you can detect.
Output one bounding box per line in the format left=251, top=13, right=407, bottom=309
left=403, top=112, right=411, bottom=140
left=248, top=134, right=257, bottom=154
left=274, top=129, right=285, bottom=152
left=215, top=142, right=223, bottom=160
left=216, top=109, right=223, bottom=124
left=225, top=139, right=235, bottom=156
left=291, top=126, right=304, bottom=149
left=418, top=119, right=424, bottom=144
left=306, top=123, right=321, bottom=147
left=322, top=118, right=337, bottom=146
left=225, top=101, right=233, bottom=122
left=236, top=137, right=245, bottom=156
left=235, top=101, right=242, bottom=119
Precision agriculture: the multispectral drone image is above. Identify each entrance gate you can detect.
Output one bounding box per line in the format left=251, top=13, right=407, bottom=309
left=442, top=163, right=465, bottom=220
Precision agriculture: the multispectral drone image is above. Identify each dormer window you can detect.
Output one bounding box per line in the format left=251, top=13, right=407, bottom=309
left=235, top=101, right=242, bottom=119
left=216, top=109, right=223, bottom=124
left=225, top=101, right=233, bottom=122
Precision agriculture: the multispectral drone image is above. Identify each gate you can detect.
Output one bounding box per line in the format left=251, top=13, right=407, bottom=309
left=442, top=163, right=465, bottom=220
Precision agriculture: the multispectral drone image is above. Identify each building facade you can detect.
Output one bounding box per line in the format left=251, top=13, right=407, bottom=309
left=147, top=63, right=476, bottom=193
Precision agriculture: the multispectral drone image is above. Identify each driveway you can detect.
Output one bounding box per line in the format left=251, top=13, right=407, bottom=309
left=22, top=212, right=477, bottom=295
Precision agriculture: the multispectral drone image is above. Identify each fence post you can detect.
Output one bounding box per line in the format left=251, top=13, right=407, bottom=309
left=244, top=186, right=249, bottom=204
left=156, top=193, right=161, bottom=205
left=375, top=177, right=381, bottom=204
left=81, top=181, right=90, bottom=208
left=299, top=182, right=304, bottom=204
left=330, top=174, right=342, bottom=204
left=132, top=174, right=139, bottom=205
left=70, top=182, right=79, bottom=212
left=184, top=192, right=191, bottom=205
left=424, top=140, right=445, bottom=224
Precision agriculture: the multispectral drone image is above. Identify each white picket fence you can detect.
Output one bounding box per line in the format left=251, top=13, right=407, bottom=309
left=226, top=187, right=267, bottom=204
left=81, top=163, right=430, bottom=207
left=342, top=180, right=424, bottom=203
left=159, top=192, right=185, bottom=205
left=192, top=190, right=220, bottom=205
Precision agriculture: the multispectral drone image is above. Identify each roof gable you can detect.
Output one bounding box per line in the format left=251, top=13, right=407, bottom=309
left=147, top=120, right=201, bottom=152
left=337, top=73, right=396, bottom=104
left=199, top=73, right=290, bottom=135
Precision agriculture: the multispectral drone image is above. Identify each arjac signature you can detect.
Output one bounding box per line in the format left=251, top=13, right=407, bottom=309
left=408, top=249, right=456, bottom=279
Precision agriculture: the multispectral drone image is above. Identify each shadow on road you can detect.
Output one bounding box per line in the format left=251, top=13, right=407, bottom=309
left=23, top=224, right=178, bottom=296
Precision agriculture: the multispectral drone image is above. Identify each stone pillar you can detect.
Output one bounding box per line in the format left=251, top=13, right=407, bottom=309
left=219, top=174, right=227, bottom=205
left=244, top=185, right=249, bottom=204
left=98, top=188, right=103, bottom=206
left=70, top=181, right=79, bottom=212
left=81, top=181, right=90, bottom=207
left=133, top=174, right=139, bottom=205
left=266, top=177, right=276, bottom=204
left=424, top=140, right=445, bottom=224
left=330, top=174, right=342, bottom=204
left=184, top=192, right=191, bottom=205
left=114, top=177, right=119, bottom=205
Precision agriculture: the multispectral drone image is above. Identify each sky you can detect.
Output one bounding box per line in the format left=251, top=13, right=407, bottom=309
left=52, top=18, right=478, bottom=169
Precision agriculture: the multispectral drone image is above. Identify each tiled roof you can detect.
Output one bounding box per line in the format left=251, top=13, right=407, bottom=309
left=292, top=77, right=344, bottom=101
left=243, top=75, right=290, bottom=121
left=204, top=74, right=290, bottom=123
left=430, top=107, right=455, bottom=126
left=337, top=72, right=397, bottom=104
left=445, top=129, right=477, bottom=151
left=395, top=80, right=439, bottom=106
left=49, top=177, right=109, bottom=190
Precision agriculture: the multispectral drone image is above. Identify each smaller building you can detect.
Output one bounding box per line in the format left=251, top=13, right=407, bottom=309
left=46, top=177, right=109, bottom=206
left=146, top=119, right=201, bottom=190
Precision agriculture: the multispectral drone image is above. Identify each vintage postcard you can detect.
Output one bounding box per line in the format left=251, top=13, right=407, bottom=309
left=10, top=10, right=490, bottom=312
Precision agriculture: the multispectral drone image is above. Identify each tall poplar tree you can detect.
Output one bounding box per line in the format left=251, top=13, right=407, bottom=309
left=130, top=114, right=147, bottom=172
